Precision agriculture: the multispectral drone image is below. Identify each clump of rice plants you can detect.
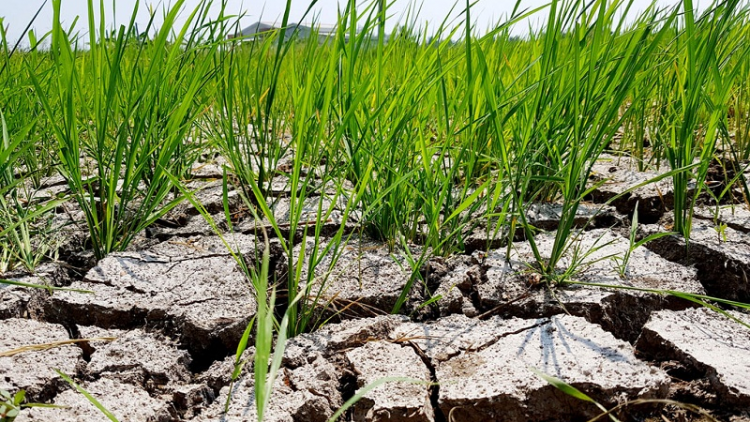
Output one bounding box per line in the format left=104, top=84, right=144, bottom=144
left=31, top=0, right=219, bottom=259
left=0, top=109, right=62, bottom=274
left=0, top=8, right=64, bottom=274
left=655, top=0, right=750, bottom=243
left=478, top=0, right=678, bottom=283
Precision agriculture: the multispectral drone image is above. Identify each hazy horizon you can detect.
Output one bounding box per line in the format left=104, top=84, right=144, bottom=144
left=1, top=0, right=706, bottom=46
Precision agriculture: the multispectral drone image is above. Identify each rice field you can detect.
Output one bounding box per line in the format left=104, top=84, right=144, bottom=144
left=2, top=0, right=750, bottom=420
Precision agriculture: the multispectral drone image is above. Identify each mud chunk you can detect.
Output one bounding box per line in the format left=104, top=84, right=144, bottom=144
left=411, top=315, right=668, bottom=421
left=0, top=283, right=32, bottom=320
left=464, top=229, right=703, bottom=341
left=587, top=154, right=675, bottom=223
left=45, top=237, right=258, bottom=359
left=635, top=307, right=750, bottom=408
left=345, top=341, right=434, bottom=422
left=195, top=353, right=341, bottom=422
left=428, top=256, right=481, bottom=318
left=463, top=202, right=621, bottom=253
left=525, top=202, right=622, bottom=231
left=79, top=326, right=191, bottom=389
left=237, top=195, right=353, bottom=240
left=644, top=222, right=750, bottom=302
left=169, top=179, right=241, bottom=218
left=0, top=318, right=83, bottom=401
left=147, top=213, right=222, bottom=241
left=1, top=264, right=69, bottom=319
left=283, top=315, right=406, bottom=368
left=295, top=237, right=416, bottom=318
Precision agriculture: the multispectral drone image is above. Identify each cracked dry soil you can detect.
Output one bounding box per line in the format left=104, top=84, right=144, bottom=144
left=3, top=157, right=750, bottom=422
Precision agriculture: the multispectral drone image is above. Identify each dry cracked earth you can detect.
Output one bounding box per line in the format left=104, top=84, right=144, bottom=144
left=2, top=154, right=750, bottom=422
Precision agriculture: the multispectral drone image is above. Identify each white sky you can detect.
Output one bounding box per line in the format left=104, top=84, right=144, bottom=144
left=1, top=0, right=706, bottom=46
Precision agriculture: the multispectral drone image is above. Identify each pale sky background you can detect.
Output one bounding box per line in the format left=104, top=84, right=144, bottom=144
left=1, top=0, right=708, bottom=46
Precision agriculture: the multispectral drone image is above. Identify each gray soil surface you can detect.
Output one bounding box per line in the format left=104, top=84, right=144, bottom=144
left=2, top=160, right=750, bottom=422
left=43, top=235, right=259, bottom=361
left=345, top=341, right=434, bottom=422
left=17, top=377, right=173, bottom=422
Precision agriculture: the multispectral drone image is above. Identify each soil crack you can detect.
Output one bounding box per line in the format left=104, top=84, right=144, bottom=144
left=401, top=340, right=447, bottom=422
left=469, top=319, right=549, bottom=354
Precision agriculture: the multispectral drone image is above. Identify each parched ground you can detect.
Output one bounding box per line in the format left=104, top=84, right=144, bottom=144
left=2, top=154, right=750, bottom=422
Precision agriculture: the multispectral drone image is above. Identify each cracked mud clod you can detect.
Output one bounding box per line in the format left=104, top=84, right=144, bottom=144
left=0, top=318, right=84, bottom=402
left=345, top=341, right=434, bottom=422
left=644, top=221, right=750, bottom=303
left=43, top=235, right=260, bottom=362
left=635, top=307, right=750, bottom=409
left=393, top=314, right=669, bottom=421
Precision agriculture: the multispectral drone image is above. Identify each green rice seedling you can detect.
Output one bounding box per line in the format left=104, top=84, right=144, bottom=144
left=206, top=25, right=292, bottom=202
left=31, top=0, right=219, bottom=259
left=1, top=389, right=26, bottom=422
left=619, top=79, right=653, bottom=171
left=246, top=238, right=333, bottom=421
left=330, top=0, right=417, bottom=248
left=0, top=2, right=58, bottom=185
left=0, top=59, right=32, bottom=179
left=306, top=1, right=490, bottom=314
left=0, top=110, right=63, bottom=273
left=249, top=238, right=274, bottom=421
left=658, top=0, right=750, bottom=243
left=535, top=1, right=675, bottom=282
left=639, top=63, right=674, bottom=170
left=332, top=1, right=527, bottom=260
left=732, top=57, right=750, bottom=162
left=0, top=277, right=91, bottom=294
left=713, top=221, right=729, bottom=242
left=226, top=316, right=255, bottom=412
left=722, top=41, right=750, bottom=202
left=226, top=232, right=424, bottom=420
left=530, top=368, right=612, bottom=417
left=170, top=172, right=339, bottom=418
left=207, top=1, right=326, bottom=199
left=237, top=244, right=420, bottom=421
left=200, top=4, right=299, bottom=336
left=210, top=0, right=389, bottom=336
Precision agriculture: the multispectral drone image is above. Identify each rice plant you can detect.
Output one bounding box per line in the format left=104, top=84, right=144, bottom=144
left=31, top=0, right=218, bottom=259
